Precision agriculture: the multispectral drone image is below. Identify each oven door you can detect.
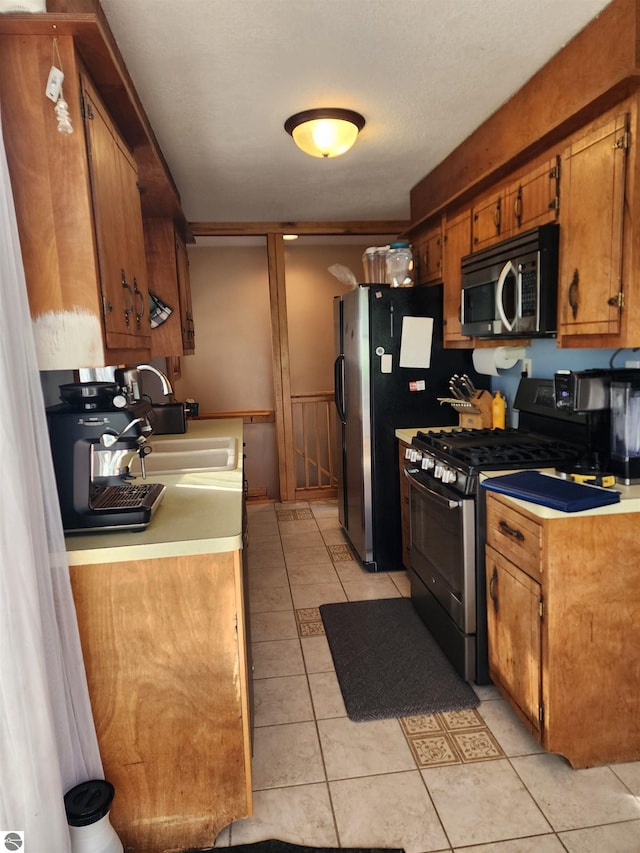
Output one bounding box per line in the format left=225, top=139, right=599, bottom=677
left=405, top=467, right=476, bottom=632
left=404, top=466, right=478, bottom=683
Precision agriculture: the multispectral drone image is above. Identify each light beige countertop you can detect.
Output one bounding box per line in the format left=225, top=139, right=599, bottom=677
left=480, top=468, right=640, bottom=519
left=65, top=418, right=244, bottom=565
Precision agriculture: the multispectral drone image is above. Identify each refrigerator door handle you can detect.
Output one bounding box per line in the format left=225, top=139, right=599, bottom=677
left=334, top=354, right=346, bottom=424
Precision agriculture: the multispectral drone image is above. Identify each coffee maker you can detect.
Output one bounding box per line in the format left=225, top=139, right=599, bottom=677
left=554, top=368, right=640, bottom=485
left=610, top=373, right=640, bottom=484
left=47, top=382, right=165, bottom=533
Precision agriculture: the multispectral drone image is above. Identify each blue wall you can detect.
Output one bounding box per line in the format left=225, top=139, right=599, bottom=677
left=490, top=339, right=640, bottom=426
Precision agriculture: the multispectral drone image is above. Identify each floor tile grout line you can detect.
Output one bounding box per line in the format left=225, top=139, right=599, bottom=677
left=246, top=504, right=640, bottom=848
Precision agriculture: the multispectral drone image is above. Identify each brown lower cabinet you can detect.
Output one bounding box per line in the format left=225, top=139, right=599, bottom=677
left=485, top=491, right=640, bottom=768
left=70, top=550, right=252, bottom=852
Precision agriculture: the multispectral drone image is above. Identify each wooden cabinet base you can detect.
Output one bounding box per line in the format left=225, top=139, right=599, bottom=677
left=70, top=551, right=252, bottom=852
left=485, top=493, right=640, bottom=769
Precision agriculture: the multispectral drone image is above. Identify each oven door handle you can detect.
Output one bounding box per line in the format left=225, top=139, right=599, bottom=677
left=403, top=467, right=462, bottom=509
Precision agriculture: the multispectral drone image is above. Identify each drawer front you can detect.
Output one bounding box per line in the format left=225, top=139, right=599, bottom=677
left=485, top=495, right=542, bottom=580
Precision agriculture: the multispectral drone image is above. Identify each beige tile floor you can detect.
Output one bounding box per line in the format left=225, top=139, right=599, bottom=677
left=217, top=500, right=640, bottom=853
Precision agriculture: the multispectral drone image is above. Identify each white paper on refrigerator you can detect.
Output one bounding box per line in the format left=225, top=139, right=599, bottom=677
left=399, top=316, right=433, bottom=368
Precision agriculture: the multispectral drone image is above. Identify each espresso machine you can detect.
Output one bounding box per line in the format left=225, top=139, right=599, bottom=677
left=47, top=382, right=166, bottom=533
left=554, top=368, right=640, bottom=485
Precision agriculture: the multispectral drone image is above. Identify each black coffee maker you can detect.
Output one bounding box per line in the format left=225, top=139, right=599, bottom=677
left=47, top=382, right=165, bottom=533
left=554, top=367, right=640, bottom=485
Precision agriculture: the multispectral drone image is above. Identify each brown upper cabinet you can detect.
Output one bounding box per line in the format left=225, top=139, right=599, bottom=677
left=471, top=157, right=560, bottom=252
left=0, top=9, right=192, bottom=369
left=145, top=221, right=195, bottom=358
left=413, top=219, right=443, bottom=284
left=441, top=209, right=473, bottom=347
left=82, top=73, right=151, bottom=357
left=556, top=111, right=629, bottom=344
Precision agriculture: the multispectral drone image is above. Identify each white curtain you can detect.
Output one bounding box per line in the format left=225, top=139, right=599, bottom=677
left=0, top=110, right=103, bottom=845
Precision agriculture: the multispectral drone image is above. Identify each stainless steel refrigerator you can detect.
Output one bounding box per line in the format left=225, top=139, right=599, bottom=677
left=333, top=283, right=483, bottom=572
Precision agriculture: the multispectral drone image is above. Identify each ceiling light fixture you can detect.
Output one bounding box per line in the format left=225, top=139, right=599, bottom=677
left=284, top=108, right=365, bottom=159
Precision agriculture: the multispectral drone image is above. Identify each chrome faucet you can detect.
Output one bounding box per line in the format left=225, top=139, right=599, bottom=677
left=136, top=364, right=174, bottom=397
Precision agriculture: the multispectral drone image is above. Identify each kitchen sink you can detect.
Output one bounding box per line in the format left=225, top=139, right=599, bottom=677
left=131, top=436, right=237, bottom=474
left=150, top=436, right=235, bottom=454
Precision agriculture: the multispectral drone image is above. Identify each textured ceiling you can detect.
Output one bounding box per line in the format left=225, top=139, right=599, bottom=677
left=100, top=0, right=612, bottom=224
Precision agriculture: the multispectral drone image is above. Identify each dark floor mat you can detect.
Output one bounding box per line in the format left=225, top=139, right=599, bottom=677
left=320, top=597, right=479, bottom=721
left=188, top=841, right=405, bottom=853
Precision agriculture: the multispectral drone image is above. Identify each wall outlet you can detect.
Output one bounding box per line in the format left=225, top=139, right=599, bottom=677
left=625, top=360, right=640, bottom=369
left=522, top=358, right=532, bottom=377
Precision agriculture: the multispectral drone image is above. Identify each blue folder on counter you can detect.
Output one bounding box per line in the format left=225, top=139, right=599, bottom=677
left=481, top=470, right=621, bottom=512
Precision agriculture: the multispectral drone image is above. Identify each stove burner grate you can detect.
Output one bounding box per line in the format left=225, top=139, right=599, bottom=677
left=413, top=428, right=584, bottom=472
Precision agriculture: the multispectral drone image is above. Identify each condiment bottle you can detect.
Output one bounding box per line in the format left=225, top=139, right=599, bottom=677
left=492, top=390, right=506, bottom=429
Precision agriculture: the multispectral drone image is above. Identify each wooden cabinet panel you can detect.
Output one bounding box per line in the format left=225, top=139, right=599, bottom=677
left=413, top=220, right=443, bottom=284
left=145, top=219, right=195, bottom=357
left=472, top=157, right=559, bottom=251
left=70, top=550, right=251, bottom=852
left=485, top=496, right=542, bottom=581
left=176, top=231, right=195, bottom=354
left=83, top=74, right=150, bottom=354
left=471, top=192, right=503, bottom=251
left=485, top=491, right=640, bottom=767
left=442, top=209, right=473, bottom=346
left=0, top=33, right=157, bottom=368
left=485, top=544, right=542, bottom=735
left=503, top=157, right=560, bottom=235
left=557, top=112, right=628, bottom=341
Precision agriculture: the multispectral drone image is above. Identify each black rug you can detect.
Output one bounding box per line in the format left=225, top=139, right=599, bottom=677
left=188, top=841, right=404, bottom=853
left=320, top=598, right=479, bottom=721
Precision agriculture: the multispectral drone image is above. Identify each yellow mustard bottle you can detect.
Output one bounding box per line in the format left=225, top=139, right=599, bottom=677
left=492, top=390, right=506, bottom=429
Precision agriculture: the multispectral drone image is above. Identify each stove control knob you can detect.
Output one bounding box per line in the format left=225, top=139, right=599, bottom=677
left=422, top=453, right=435, bottom=470
left=442, top=467, right=458, bottom=484
left=434, top=462, right=445, bottom=479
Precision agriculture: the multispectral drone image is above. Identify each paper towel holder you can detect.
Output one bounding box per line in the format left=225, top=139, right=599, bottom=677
left=501, top=346, right=527, bottom=362
left=472, top=345, right=528, bottom=376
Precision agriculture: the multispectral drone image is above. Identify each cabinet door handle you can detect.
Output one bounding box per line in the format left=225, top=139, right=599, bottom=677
left=568, top=269, right=579, bottom=320
left=493, top=198, right=502, bottom=233
left=133, top=278, right=145, bottom=329
left=498, top=519, right=524, bottom=541
left=121, top=269, right=133, bottom=327
left=489, top=566, right=498, bottom=612
left=514, top=187, right=523, bottom=226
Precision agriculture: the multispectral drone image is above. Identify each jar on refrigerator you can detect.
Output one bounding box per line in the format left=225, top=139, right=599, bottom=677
left=386, top=241, right=414, bottom=287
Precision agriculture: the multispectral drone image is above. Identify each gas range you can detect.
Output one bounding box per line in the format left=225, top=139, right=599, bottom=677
left=409, top=426, right=584, bottom=496
left=404, top=377, right=590, bottom=685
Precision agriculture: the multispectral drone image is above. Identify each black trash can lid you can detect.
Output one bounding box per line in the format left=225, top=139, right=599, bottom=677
left=64, top=779, right=115, bottom=827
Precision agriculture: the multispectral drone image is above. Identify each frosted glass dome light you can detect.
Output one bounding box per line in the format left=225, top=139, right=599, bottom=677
left=284, top=108, right=365, bottom=159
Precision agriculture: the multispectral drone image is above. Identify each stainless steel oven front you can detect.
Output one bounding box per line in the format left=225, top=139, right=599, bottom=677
left=404, top=465, right=477, bottom=681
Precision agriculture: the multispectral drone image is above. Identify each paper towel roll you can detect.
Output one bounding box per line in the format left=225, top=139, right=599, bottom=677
left=472, top=347, right=519, bottom=376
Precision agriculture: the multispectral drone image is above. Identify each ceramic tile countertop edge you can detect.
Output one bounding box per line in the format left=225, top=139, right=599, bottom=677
left=65, top=418, right=244, bottom=566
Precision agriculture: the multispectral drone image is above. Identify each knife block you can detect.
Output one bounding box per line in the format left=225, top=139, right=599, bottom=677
left=454, top=390, right=494, bottom=429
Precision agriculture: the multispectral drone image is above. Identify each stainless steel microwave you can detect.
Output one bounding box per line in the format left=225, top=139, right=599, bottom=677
left=460, top=223, right=559, bottom=339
